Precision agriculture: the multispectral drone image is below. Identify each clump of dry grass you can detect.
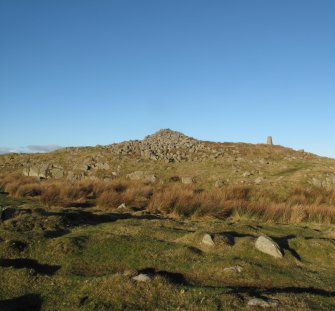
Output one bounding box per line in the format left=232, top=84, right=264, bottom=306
left=147, top=185, right=197, bottom=216
left=148, top=185, right=250, bottom=218
left=0, top=174, right=38, bottom=197
left=97, top=191, right=125, bottom=208
left=97, top=179, right=153, bottom=209
left=0, top=172, right=334, bottom=223
left=15, top=182, right=43, bottom=197
left=40, top=183, right=62, bottom=207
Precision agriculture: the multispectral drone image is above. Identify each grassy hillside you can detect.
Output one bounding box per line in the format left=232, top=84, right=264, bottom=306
left=0, top=194, right=335, bottom=310
left=0, top=130, right=334, bottom=310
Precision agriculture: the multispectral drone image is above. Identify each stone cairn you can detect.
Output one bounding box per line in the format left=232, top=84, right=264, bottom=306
left=106, top=129, right=209, bottom=162
left=267, top=136, right=273, bottom=145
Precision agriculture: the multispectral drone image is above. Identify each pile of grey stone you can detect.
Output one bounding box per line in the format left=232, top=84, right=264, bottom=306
left=107, top=129, right=209, bottom=162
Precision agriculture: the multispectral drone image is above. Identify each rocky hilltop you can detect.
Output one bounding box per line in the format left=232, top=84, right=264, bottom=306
left=107, top=129, right=214, bottom=162
left=1, top=129, right=335, bottom=190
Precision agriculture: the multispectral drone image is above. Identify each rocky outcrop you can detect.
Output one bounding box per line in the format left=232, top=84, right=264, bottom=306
left=311, top=175, right=335, bottom=190
left=23, top=164, right=49, bottom=179
left=23, top=164, right=64, bottom=179
left=49, top=165, right=64, bottom=179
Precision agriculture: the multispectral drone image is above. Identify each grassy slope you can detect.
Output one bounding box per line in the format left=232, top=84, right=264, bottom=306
left=1, top=142, right=335, bottom=191
left=0, top=194, right=334, bottom=310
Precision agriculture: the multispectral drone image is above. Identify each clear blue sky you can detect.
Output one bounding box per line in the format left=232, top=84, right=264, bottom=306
left=1, top=1, right=335, bottom=157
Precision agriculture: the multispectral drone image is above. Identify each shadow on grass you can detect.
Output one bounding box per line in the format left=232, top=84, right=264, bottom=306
left=271, top=235, right=301, bottom=261
left=139, top=268, right=188, bottom=285
left=40, top=210, right=167, bottom=238
left=224, top=231, right=255, bottom=239
left=0, top=294, right=42, bottom=311
left=43, top=229, right=70, bottom=238
left=0, top=207, right=32, bottom=221
left=0, top=258, right=60, bottom=276
left=226, top=285, right=335, bottom=298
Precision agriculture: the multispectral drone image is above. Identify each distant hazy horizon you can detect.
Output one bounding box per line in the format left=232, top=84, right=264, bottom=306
left=1, top=1, right=335, bottom=158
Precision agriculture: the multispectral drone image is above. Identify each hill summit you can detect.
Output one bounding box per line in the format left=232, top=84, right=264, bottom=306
left=0, top=129, right=335, bottom=192
left=107, top=128, right=207, bottom=162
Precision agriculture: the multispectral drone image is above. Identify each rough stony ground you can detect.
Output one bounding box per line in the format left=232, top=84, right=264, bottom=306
left=0, top=194, right=334, bottom=310
left=1, top=129, right=335, bottom=192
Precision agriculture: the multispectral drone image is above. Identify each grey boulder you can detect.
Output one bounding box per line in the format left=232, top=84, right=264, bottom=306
left=255, top=235, right=283, bottom=258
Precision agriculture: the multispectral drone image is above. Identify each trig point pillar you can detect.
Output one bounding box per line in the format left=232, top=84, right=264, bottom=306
left=267, top=136, right=273, bottom=145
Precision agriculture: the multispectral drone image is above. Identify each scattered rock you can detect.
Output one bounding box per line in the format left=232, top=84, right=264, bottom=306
left=223, top=265, right=243, bottom=273
left=255, top=177, right=264, bottom=184
left=117, top=203, right=127, bottom=209
left=255, top=235, right=283, bottom=258
left=247, top=297, right=280, bottom=308
left=126, top=171, right=156, bottom=183
left=181, top=176, right=194, bottom=184
left=132, top=273, right=152, bottom=283
left=243, top=171, right=252, bottom=177
left=176, top=231, right=233, bottom=250
left=214, top=180, right=224, bottom=188
left=201, top=234, right=215, bottom=246
left=95, top=162, right=110, bottom=170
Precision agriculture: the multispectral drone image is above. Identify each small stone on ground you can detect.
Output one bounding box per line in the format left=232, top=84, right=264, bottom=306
left=247, top=297, right=280, bottom=308
left=223, top=265, right=243, bottom=273
left=202, top=233, right=215, bottom=246
left=132, top=273, right=152, bottom=282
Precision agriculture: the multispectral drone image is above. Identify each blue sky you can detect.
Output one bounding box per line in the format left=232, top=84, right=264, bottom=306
left=1, top=1, right=335, bottom=157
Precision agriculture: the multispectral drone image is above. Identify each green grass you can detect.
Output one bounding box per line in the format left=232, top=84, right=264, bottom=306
left=0, top=194, right=335, bottom=310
